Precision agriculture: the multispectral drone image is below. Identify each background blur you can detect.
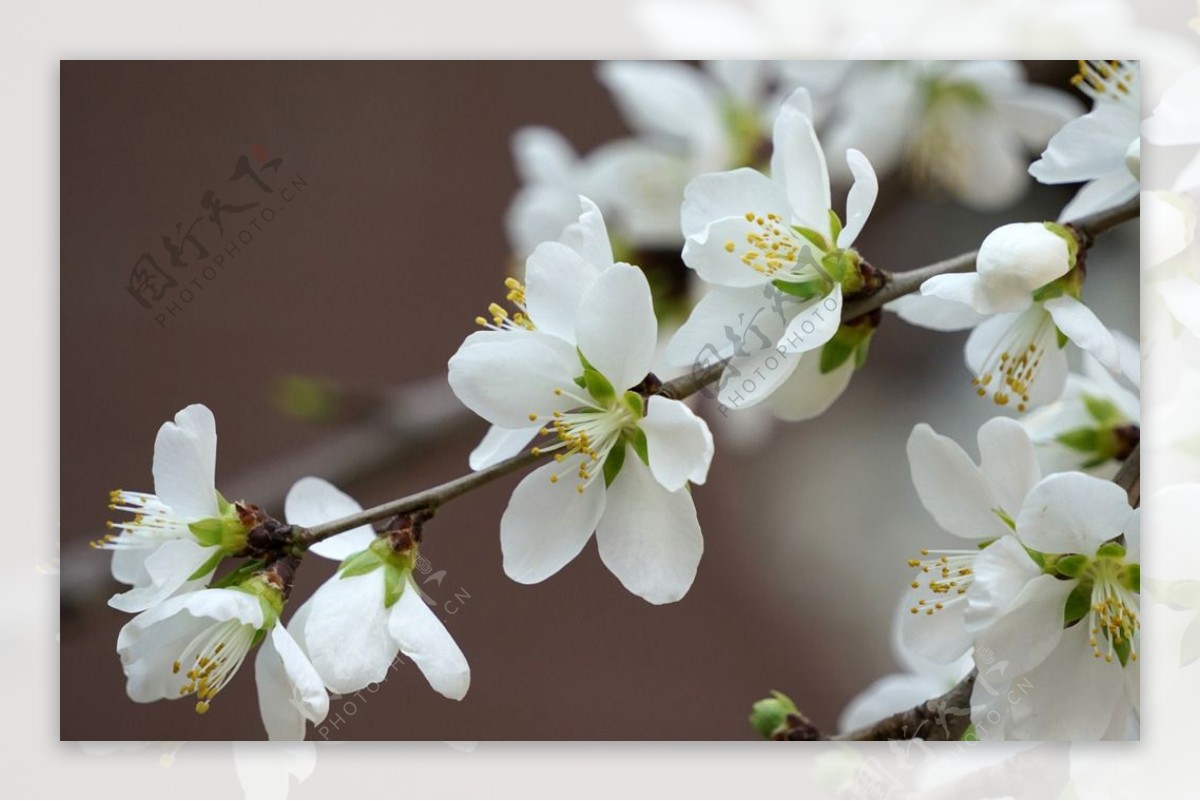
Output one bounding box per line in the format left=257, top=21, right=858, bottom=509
left=60, top=61, right=1137, bottom=741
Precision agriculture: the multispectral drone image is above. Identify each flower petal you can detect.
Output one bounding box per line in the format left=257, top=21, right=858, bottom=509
left=920, top=273, right=1014, bottom=315
left=964, top=535, right=1043, bottom=633
left=388, top=579, right=471, bottom=701
left=574, top=263, right=658, bottom=390
left=976, top=417, right=1041, bottom=517
left=293, top=572, right=395, bottom=695
left=896, top=575, right=973, bottom=665
left=152, top=404, right=219, bottom=519
left=447, top=330, right=579, bottom=429
left=681, top=216, right=778, bottom=289
left=837, top=148, right=877, bottom=249
left=886, top=293, right=988, bottom=332
left=681, top=167, right=790, bottom=240
left=639, top=397, right=714, bottom=490
left=107, top=540, right=221, bottom=613
left=716, top=340, right=802, bottom=411
left=500, top=459, right=606, bottom=585
left=769, top=351, right=854, bottom=422
left=595, top=454, right=702, bottom=604
left=770, top=88, right=831, bottom=232
left=976, top=223, right=1072, bottom=296
left=255, top=625, right=329, bottom=741
left=1058, top=169, right=1139, bottom=222
left=1016, top=472, right=1134, bottom=556
left=1005, top=623, right=1125, bottom=740
left=524, top=241, right=603, bottom=343
left=661, top=285, right=775, bottom=370
left=973, top=572, right=1072, bottom=676
left=596, top=61, right=724, bottom=160
left=285, top=477, right=375, bottom=561
left=906, top=424, right=1010, bottom=542
left=468, top=425, right=539, bottom=471
left=1030, top=103, right=1139, bottom=184
left=1044, top=295, right=1120, bottom=372
left=558, top=195, right=615, bottom=269
left=777, top=286, right=842, bottom=355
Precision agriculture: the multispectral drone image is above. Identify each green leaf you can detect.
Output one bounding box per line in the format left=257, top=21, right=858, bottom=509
left=583, top=367, right=616, bottom=405
left=631, top=428, right=650, bottom=465
left=819, top=338, right=854, bottom=374
left=1055, top=427, right=1100, bottom=453
left=603, top=442, right=627, bottom=487
left=383, top=564, right=408, bottom=608
left=339, top=549, right=384, bottom=579
left=187, top=550, right=225, bottom=581
left=1064, top=582, right=1092, bottom=625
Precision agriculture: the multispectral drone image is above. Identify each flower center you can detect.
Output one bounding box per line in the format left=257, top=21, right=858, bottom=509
left=1072, top=60, right=1138, bottom=110
left=907, top=548, right=976, bottom=616
left=528, top=386, right=638, bottom=495
left=971, top=305, right=1058, bottom=412
left=725, top=211, right=828, bottom=282
left=174, top=617, right=259, bottom=714
left=1086, top=558, right=1139, bottom=665
left=92, top=489, right=190, bottom=550
left=474, top=277, right=534, bottom=331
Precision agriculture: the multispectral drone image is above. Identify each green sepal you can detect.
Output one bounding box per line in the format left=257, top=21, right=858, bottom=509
left=1097, top=541, right=1126, bottom=560
left=186, top=549, right=225, bottom=581
left=603, top=442, right=627, bottom=487
left=382, top=564, right=409, bottom=609
left=215, top=490, right=233, bottom=516
left=250, top=628, right=268, bottom=648
left=1056, top=427, right=1101, bottom=453
left=961, top=724, right=978, bottom=741
left=1083, top=395, right=1123, bottom=426
left=1053, top=554, right=1089, bottom=579
left=791, top=225, right=831, bottom=254
left=630, top=428, right=650, bottom=465
left=188, top=518, right=228, bottom=548
left=819, top=338, right=854, bottom=374
left=749, top=690, right=798, bottom=739
left=1044, top=221, right=1080, bottom=268
left=583, top=367, right=616, bottom=405
left=573, top=374, right=587, bottom=389
left=209, top=558, right=266, bottom=589
left=977, top=537, right=998, bottom=550
left=854, top=334, right=872, bottom=369
left=1120, top=563, right=1140, bottom=594
left=1056, top=327, right=1069, bottom=350
left=772, top=277, right=824, bottom=299
left=991, top=507, right=1016, bottom=531
left=1023, top=545, right=1047, bottom=570
left=623, top=390, right=644, bottom=419
left=338, top=548, right=384, bottom=579
left=1113, top=635, right=1132, bottom=667
left=1064, top=581, right=1092, bottom=625
left=827, top=210, right=843, bottom=245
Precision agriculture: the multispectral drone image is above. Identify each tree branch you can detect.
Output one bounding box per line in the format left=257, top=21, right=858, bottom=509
left=295, top=197, right=1140, bottom=546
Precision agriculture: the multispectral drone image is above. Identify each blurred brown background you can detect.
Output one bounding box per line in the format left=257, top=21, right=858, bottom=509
left=60, top=61, right=1137, bottom=740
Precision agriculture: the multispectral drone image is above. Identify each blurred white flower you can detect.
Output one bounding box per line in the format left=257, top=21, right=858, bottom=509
left=505, top=128, right=602, bottom=260
left=286, top=477, right=470, bottom=700
left=1030, top=60, right=1140, bottom=221
left=821, top=61, right=1079, bottom=210
left=449, top=263, right=713, bottom=603
left=97, top=404, right=249, bottom=613
left=663, top=88, right=877, bottom=413
left=1144, top=66, right=1200, bottom=192
left=967, top=473, right=1139, bottom=740
left=118, top=582, right=329, bottom=741
left=892, top=222, right=1119, bottom=411
left=897, top=417, right=1040, bottom=666
left=839, top=641, right=973, bottom=735
left=1019, top=331, right=1140, bottom=477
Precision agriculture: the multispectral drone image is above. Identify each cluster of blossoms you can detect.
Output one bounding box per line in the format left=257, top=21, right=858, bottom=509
left=94, top=60, right=1141, bottom=742
left=98, top=406, right=469, bottom=740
